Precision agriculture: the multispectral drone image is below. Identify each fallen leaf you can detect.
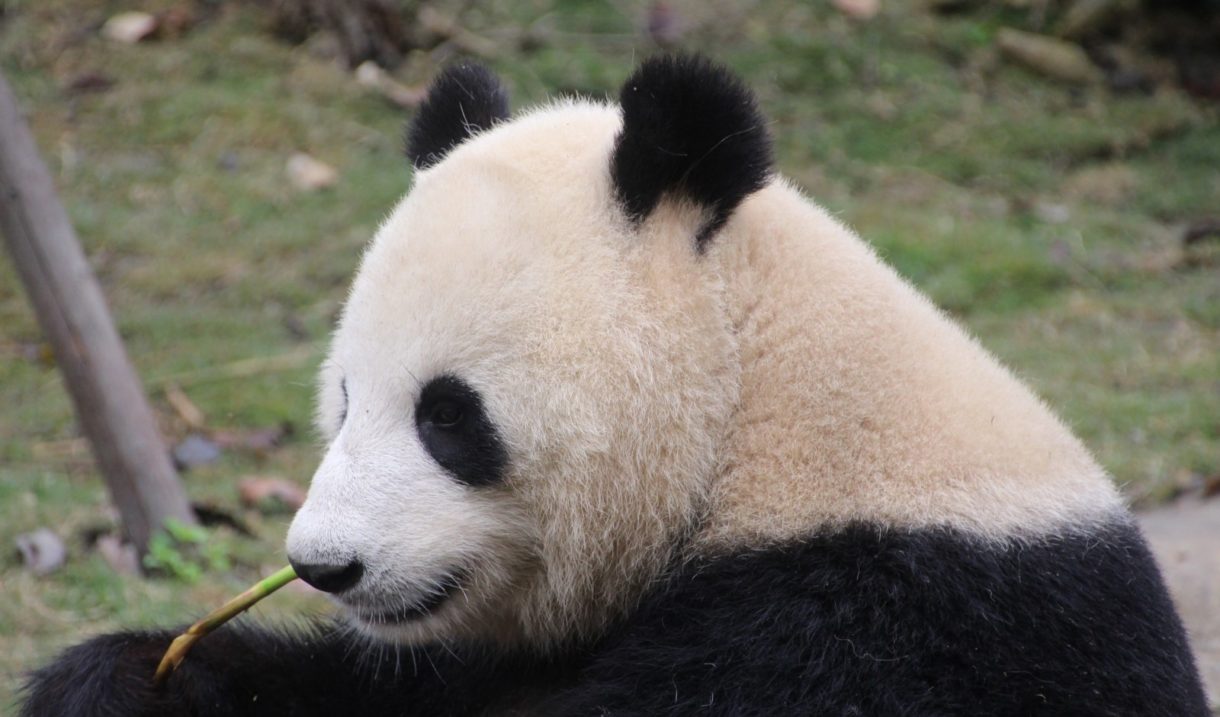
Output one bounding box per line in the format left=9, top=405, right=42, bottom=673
left=95, top=534, right=140, bottom=576
left=65, top=72, right=115, bottom=95
left=102, top=12, right=158, bottom=44
left=165, top=383, right=206, bottom=429
left=211, top=422, right=293, bottom=453
left=157, top=5, right=197, bottom=39
left=1202, top=474, right=1220, bottom=499
left=1183, top=219, right=1220, bottom=247
left=286, top=153, right=338, bottom=191
left=238, top=477, right=306, bottom=513
left=173, top=433, right=221, bottom=470
left=15, top=529, right=67, bottom=575
left=192, top=502, right=255, bottom=536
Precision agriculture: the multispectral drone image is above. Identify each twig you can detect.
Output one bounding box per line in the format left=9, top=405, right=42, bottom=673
left=149, top=345, right=321, bottom=388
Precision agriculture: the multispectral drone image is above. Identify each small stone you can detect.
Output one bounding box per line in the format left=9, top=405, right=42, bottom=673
left=217, top=152, right=240, bottom=173
left=173, top=433, right=221, bottom=470
left=15, top=529, right=67, bottom=575
left=102, top=12, right=158, bottom=44
left=286, top=153, right=338, bottom=191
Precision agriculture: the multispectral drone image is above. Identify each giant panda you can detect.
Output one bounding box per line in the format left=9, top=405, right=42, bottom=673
left=22, top=55, right=1207, bottom=716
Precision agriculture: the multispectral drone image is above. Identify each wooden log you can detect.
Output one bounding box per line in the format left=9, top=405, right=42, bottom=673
left=0, top=69, right=196, bottom=556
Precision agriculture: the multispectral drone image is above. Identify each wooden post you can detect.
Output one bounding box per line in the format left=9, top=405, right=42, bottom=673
left=0, top=69, right=197, bottom=555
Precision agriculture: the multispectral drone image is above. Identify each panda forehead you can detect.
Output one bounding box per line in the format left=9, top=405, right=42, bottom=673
left=411, top=100, right=621, bottom=208
left=330, top=103, right=642, bottom=395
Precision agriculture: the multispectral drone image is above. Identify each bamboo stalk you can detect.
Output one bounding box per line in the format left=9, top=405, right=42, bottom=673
left=153, top=565, right=298, bottom=685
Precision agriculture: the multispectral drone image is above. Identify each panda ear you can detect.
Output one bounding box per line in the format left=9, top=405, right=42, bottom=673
left=405, top=63, right=510, bottom=170
left=611, top=54, right=773, bottom=251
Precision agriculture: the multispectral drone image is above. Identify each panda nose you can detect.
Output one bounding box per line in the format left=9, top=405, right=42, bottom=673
left=290, top=557, right=364, bottom=594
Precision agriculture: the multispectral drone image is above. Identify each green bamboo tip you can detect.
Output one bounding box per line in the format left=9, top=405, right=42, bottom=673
left=153, top=564, right=298, bottom=686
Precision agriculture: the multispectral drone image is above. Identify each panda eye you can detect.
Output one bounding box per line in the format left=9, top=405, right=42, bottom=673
left=414, top=374, right=508, bottom=487
left=428, top=401, right=464, bottom=429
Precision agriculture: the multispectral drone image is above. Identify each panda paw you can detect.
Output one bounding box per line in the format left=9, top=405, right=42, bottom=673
left=21, top=630, right=198, bottom=717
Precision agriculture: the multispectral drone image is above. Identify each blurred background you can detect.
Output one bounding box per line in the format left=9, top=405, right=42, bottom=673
left=1, top=0, right=1217, bottom=709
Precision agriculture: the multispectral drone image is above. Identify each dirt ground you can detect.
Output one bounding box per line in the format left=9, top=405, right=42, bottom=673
left=1141, top=500, right=1220, bottom=709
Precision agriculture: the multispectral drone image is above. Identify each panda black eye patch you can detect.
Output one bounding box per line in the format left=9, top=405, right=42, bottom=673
left=414, top=375, right=508, bottom=487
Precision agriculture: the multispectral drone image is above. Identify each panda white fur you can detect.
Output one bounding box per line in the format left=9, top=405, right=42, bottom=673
left=23, top=56, right=1207, bottom=716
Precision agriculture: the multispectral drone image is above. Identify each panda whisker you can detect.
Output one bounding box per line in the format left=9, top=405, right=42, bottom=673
left=397, top=360, right=422, bottom=390
left=421, top=645, right=446, bottom=684
left=438, top=637, right=464, bottom=665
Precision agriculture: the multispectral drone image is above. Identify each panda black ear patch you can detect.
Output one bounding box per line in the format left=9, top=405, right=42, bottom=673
left=612, top=55, right=773, bottom=250
left=405, top=63, right=510, bottom=170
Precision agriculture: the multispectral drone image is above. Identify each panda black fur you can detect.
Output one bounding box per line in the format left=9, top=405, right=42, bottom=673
left=22, top=56, right=1207, bottom=716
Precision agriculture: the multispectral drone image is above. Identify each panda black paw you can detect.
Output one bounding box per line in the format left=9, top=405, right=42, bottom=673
left=21, top=630, right=197, bottom=717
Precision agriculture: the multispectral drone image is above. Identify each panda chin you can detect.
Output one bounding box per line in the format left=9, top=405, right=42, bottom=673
left=343, top=569, right=468, bottom=631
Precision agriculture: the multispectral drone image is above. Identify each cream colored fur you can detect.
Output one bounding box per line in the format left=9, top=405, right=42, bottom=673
left=698, top=182, right=1121, bottom=549
left=288, top=99, right=1122, bottom=651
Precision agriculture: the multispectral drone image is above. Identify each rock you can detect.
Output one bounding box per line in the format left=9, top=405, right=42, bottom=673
left=101, top=12, right=158, bottom=44
left=172, top=433, right=221, bottom=470
left=217, top=151, right=240, bottom=173
left=1140, top=500, right=1220, bottom=708
left=286, top=153, right=338, bottom=191
left=996, top=28, right=1104, bottom=85
left=15, top=529, right=67, bottom=575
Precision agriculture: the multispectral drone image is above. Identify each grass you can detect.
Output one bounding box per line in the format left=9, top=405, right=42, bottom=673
left=0, top=0, right=1217, bottom=709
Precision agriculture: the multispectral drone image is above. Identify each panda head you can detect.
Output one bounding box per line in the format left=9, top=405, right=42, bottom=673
left=286, top=57, right=772, bottom=649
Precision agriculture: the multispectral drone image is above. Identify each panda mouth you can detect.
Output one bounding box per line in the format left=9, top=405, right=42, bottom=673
left=356, top=570, right=467, bottom=625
